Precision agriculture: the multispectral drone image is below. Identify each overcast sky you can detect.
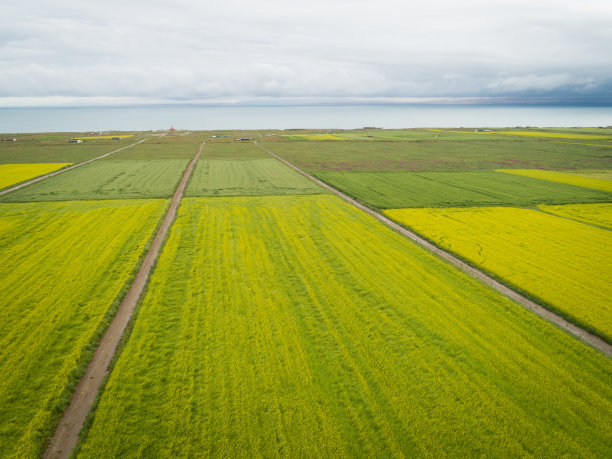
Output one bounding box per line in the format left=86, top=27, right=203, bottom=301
left=1, top=0, right=611, bottom=106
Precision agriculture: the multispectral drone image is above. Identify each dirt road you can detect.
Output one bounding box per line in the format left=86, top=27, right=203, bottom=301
left=255, top=141, right=612, bottom=358
left=43, top=142, right=205, bottom=459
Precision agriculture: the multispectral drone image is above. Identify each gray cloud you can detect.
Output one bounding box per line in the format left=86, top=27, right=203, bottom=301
left=1, top=0, right=611, bottom=106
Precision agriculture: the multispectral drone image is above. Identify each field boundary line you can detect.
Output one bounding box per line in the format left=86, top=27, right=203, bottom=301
left=43, top=142, right=206, bottom=459
left=255, top=141, right=612, bottom=358
left=0, top=138, right=148, bottom=196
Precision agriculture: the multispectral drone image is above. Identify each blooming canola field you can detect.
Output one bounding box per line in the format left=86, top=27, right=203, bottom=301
left=0, top=199, right=167, bottom=457
left=384, top=206, right=612, bottom=341
left=77, top=196, right=612, bottom=457
left=0, top=163, right=71, bottom=189
left=539, top=203, right=612, bottom=229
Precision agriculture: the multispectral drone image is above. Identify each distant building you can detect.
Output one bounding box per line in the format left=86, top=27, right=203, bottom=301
left=2, top=138, right=17, bottom=142
left=68, top=139, right=83, bottom=143
left=111, top=137, right=121, bottom=140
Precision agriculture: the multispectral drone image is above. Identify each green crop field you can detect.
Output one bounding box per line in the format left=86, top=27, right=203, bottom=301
left=0, top=136, right=141, bottom=164
left=109, top=136, right=204, bottom=160
left=263, top=136, right=612, bottom=171
left=0, top=199, right=167, bottom=457
left=76, top=195, right=611, bottom=457
left=199, top=141, right=270, bottom=159
left=1, top=160, right=188, bottom=202
left=185, top=158, right=324, bottom=196
left=314, top=170, right=612, bottom=208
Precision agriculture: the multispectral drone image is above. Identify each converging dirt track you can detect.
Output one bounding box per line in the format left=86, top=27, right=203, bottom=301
left=43, top=142, right=205, bottom=459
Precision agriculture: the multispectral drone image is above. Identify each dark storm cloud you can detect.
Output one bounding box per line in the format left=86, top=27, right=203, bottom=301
left=1, top=0, right=611, bottom=106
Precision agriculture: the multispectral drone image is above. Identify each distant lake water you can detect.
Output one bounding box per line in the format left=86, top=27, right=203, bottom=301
left=1, top=105, right=611, bottom=133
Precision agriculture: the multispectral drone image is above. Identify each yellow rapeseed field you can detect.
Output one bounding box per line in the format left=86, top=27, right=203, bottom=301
left=498, top=169, right=612, bottom=192
left=0, top=163, right=71, bottom=189
left=0, top=199, right=167, bottom=458
left=78, top=196, right=612, bottom=457
left=385, top=206, right=612, bottom=341
left=539, top=203, right=612, bottom=229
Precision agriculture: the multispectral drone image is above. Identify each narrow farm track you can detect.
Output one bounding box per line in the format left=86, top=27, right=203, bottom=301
left=43, top=142, right=205, bottom=459
left=255, top=141, right=612, bottom=357
left=0, top=139, right=148, bottom=197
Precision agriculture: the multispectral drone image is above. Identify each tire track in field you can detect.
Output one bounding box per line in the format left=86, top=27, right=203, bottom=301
left=0, top=138, right=148, bottom=197
left=43, top=142, right=205, bottom=459
left=255, top=141, right=612, bottom=358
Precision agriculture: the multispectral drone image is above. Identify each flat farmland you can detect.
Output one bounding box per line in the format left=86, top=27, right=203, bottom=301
left=0, top=199, right=167, bottom=457
left=539, top=203, right=612, bottom=229
left=338, top=129, right=501, bottom=141
left=0, top=163, right=71, bottom=189
left=314, top=170, right=612, bottom=209
left=0, top=136, right=141, bottom=164
left=280, top=134, right=349, bottom=141
left=185, top=159, right=323, bottom=196
left=109, top=136, right=204, bottom=159
left=77, top=195, right=611, bottom=457
left=199, top=141, right=270, bottom=159
left=264, top=136, right=612, bottom=171
left=1, top=159, right=188, bottom=202
left=385, top=206, right=612, bottom=341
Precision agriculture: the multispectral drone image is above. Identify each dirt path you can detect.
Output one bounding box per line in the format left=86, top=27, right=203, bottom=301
left=255, top=141, right=612, bottom=358
left=43, top=142, right=205, bottom=459
left=0, top=138, right=148, bottom=197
